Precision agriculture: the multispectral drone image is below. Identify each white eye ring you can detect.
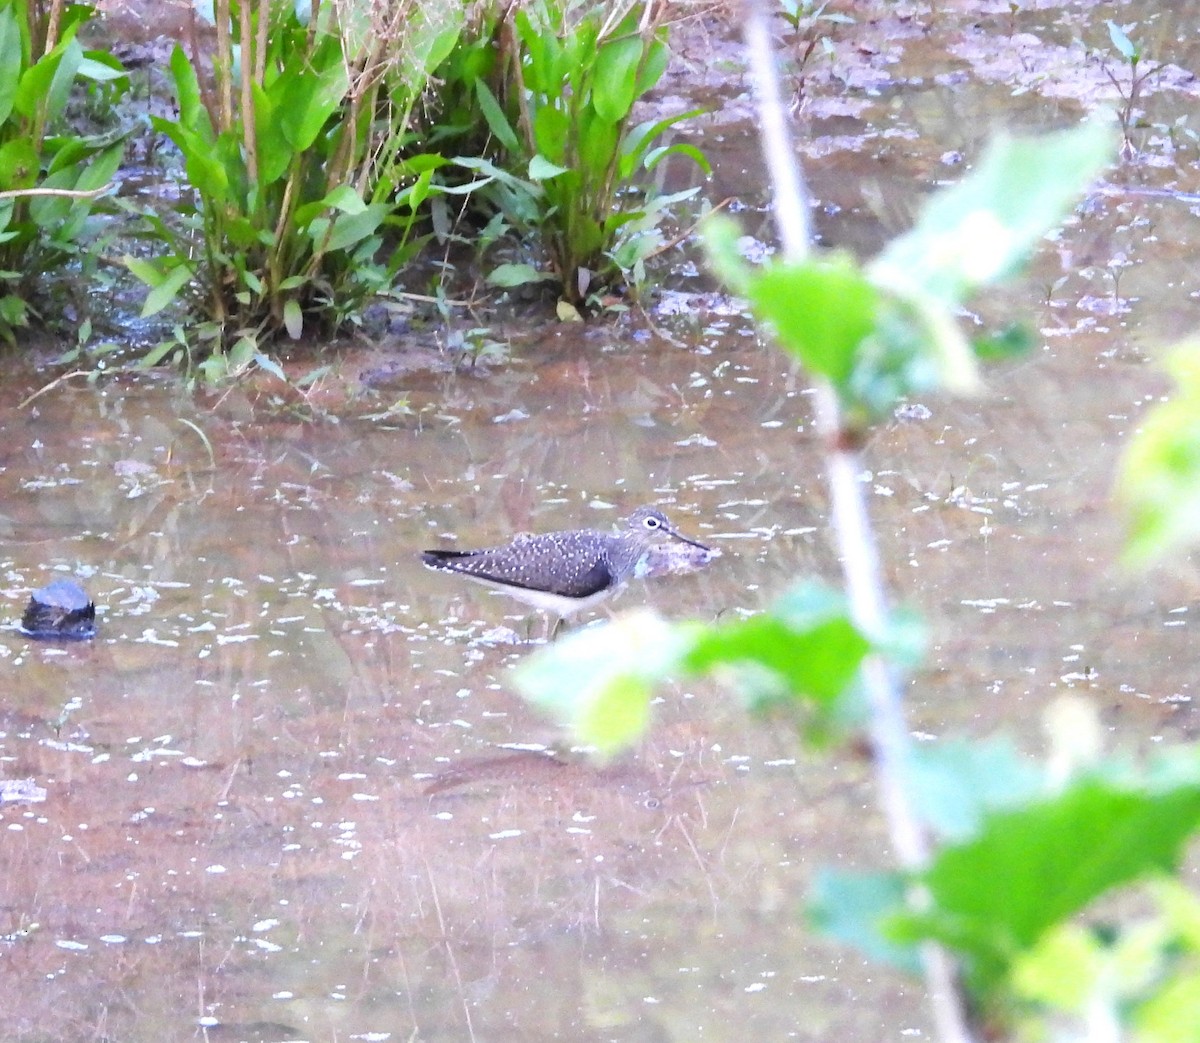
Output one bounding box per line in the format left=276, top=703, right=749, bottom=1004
left=643, top=515, right=662, bottom=530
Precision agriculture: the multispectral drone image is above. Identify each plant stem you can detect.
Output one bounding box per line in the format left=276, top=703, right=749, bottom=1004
left=739, top=2, right=975, bottom=1040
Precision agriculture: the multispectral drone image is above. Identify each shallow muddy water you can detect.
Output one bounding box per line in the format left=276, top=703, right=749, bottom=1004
left=4, top=1, right=1200, bottom=1040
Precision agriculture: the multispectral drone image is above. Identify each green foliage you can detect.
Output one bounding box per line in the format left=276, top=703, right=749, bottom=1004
left=127, top=0, right=462, bottom=372
left=684, top=582, right=870, bottom=732
left=449, top=0, right=709, bottom=304
left=1012, top=880, right=1200, bottom=1042
left=706, top=121, right=1114, bottom=430
left=812, top=749, right=1200, bottom=1024
left=0, top=0, right=126, bottom=342
left=512, top=581, right=870, bottom=754
left=514, top=609, right=696, bottom=758
left=1117, top=341, right=1200, bottom=567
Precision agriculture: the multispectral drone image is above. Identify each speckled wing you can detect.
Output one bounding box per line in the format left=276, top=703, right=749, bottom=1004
left=420, top=529, right=615, bottom=599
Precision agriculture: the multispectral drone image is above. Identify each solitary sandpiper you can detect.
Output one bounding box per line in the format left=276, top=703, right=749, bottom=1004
left=420, top=506, right=713, bottom=634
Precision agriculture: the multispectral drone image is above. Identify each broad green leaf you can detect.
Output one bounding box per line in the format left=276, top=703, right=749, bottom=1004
left=473, top=79, right=521, bottom=154
left=532, top=105, right=570, bottom=164
left=841, top=288, right=982, bottom=423
left=1118, top=341, right=1200, bottom=568
left=872, top=122, right=1115, bottom=305
left=487, top=262, right=553, bottom=287
left=684, top=581, right=870, bottom=710
left=1107, top=20, right=1139, bottom=62
left=0, top=9, right=22, bottom=125
left=0, top=138, right=37, bottom=189
left=577, top=109, right=618, bottom=181
left=15, top=48, right=62, bottom=119
left=229, top=335, right=257, bottom=372
left=323, top=184, right=368, bottom=213
left=593, top=34, right=644, bottom=123
left=908, top=738, right=1043, bottom=841
left=809, top=869, right=920, bottom=974
left=254, top=351, right=288, bottom=380
left=513, top=609, right=695, bottom=757
left=322, top=202, right=388, bottom=252
left=140, top=263, right=194, bottom=317
left=747, top=255, right=877, bottom=386
left=635, top=37, right=669, bottom=95
left=77, top=55, right=128, bottom=82
left=167, top=45, right=211, bottom=138
left=620, top=109, right=706, bottom=177
left=529, top=154, right=569, bottom=180
left=282, top=300, right=303, bottom=340
left=43, top=37, right=84, bottom=124
left=123, top=255, right=166, bottom=287
left=644, top=141, right=711, bottom=175
left=896, top=763, right=1200, bottom=996
left=280, top=58, right=349, bottom=151
left=251, top=81, right=292, bottom=186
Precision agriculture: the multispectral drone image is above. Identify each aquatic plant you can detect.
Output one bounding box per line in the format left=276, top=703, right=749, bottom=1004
left=450, top=0, right=710, bottom=310
left=125, top=0, right=462, bottom=381
left=0, top=0, right=126, bottom=342
left=509, top=2, right=1200, bottom=1039
left=1104, top=19, right=1161, bottom=162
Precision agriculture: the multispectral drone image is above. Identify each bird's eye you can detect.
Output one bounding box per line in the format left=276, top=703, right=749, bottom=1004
left=644, top=515, right=662, bottom=530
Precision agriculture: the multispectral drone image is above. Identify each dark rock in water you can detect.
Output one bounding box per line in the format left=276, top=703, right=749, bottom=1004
left=20, top=578, right=96, bottom=640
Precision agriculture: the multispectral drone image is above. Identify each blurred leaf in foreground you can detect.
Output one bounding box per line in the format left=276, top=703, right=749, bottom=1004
left=512, top=609, right=694, bottom=758
left=1117, top=341, right=1200, bottom=568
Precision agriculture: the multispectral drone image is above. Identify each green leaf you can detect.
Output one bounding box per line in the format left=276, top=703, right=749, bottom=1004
left=684, top=581, right=870, bottom=711
left=1118, top=341, right=1200, bottom=568
left=123, top=255, right=165, bottom=287
left=635, top=36, right=669, bottom=95
left=872, top=122, right=1115, bottom=305
left=282, top=300, right=303, bottom=340
left=139, top=263, right=194, bottom=317
left=908, top=738, right=1043, bottom=842
left=323, top=184, right=368, bottom=213
left=593, top=33, right=644, bottom=123
left=809, top=869, right=920, bottom=975
left=513, top=609, right=695, bottom=758
left=44, top=36, right=83, bottom=124
left=487, top=262, right=553, bottom=287
left=251, top=81, right=291, bottom=186
left=0, top=138, right=37, bottom=189
left=620, top=109, right=706, bottom=177
left=747, top=254, right=878, bottom=386
left=77, top=55, right=128, bottom=82
left=167, top=45, right=211, bottom=138
left=1107, top=20, right=1139, bottom=62
left=280, top=59, right=349, bottom=152
left=529, top=154, right=569, bottom=180
left=254, top=352, right=287, bottom=380
left=229, top=335, right=257, bottom=372
left=897, top=763, right=1200, bottom=996
left=322, top=202, right=388, bottom=252
left=644, top=141, right=711, bottom=175
left=577, top=109, right=618, bottom=181
left=0, top=9, right=22, bottom=125
left=474, top=79, right=520, bottom=154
